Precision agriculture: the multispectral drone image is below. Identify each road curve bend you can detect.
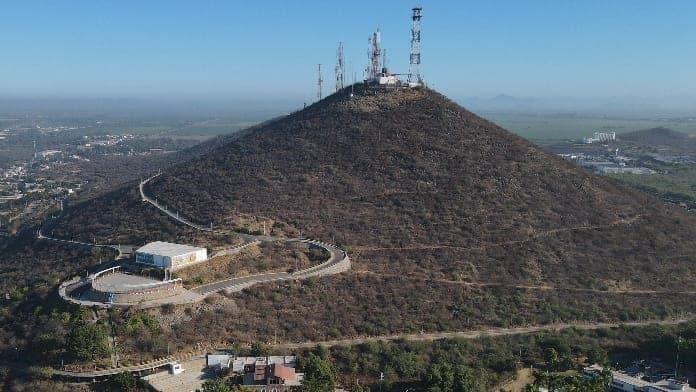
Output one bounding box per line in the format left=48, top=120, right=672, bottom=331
left=138, top=173, right=351, bottom=296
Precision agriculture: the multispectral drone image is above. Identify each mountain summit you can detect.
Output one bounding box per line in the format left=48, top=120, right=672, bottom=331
left=136, top=86, right=695, bottom=289
left=53, top=85, right=696, bottom=342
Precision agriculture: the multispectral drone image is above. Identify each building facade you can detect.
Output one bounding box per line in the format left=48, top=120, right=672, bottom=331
left=135, top=241, right=207, bottom=271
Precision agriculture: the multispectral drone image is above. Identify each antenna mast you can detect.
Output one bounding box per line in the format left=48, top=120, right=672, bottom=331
left=367, top=29, right=382, bottom=81
left=335, top=42, right=345, bottom=92
left=317, top=64, right=323, bottom=100
left=408, top=6, right=423, bottom=86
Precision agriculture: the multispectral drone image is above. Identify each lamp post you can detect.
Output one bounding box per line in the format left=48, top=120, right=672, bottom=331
left=675, top=335, right=683, bottom=378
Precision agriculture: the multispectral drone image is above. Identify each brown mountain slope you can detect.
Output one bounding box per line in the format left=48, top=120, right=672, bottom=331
left=131, top=86, right=696, bottom=289
left=50, top=86, right=696, bottom=353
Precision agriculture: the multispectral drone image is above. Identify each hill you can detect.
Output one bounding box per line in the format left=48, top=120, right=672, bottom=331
left=618, top=128, right=696, bottom=155
left=51, top=86, right=696, bottom=350
left=620, top=127, right=696, bottom=151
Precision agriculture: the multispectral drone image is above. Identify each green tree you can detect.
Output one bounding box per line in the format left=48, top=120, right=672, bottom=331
left=349, top=383, right=371, bottom=392
left=249, top=342, right=268, bottom=357
left=231, top=385, right=254, bottom=392
left=422, top=362, right=485, bottom=392
left=544, top=348, right=559, bottom=370
left=526, top=368, right=611, bottom=392
left=66, top=323, right=110, bottom=360
left=202, top=377, right=230, bottom=392
left=112, top=372, right=137, bottom=391
left=300, top=353, right=337, bottom=392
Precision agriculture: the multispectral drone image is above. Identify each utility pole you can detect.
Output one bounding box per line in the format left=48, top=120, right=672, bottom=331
left=317, top=64, right=323, bottom=101
left=675, top=335, right=683, bottom=378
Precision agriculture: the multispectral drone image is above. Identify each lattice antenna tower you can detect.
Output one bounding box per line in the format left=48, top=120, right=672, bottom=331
left=368, top=29, right=382, bottom=80
left=317, top=64, right=323, bottom=100
left=335, top=42, right=345, bottom=92
left=408, top=6, right=423, bottom=86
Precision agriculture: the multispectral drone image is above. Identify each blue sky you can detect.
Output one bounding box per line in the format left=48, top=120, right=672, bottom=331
left=1, top=0, right=695, bottom=104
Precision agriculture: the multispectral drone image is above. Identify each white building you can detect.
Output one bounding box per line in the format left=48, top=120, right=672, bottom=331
left=135, top=241, right=207, bottom=271
left=583, top=131, right=617, bottom=144
left=584, top=365, right=695, bottom=392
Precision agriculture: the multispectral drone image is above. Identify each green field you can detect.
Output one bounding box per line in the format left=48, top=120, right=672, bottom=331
left=609, top=164, right=696, bottom=203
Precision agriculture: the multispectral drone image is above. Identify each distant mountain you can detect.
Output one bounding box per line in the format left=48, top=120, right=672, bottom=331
left=620, top=127, right=696, bottom=148
left=53, top=85, right=696, bottom=344
left=459, top=95, right=696, bottom=115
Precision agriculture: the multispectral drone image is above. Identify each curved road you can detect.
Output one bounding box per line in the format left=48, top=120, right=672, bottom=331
left=37, top=229, right=135, bottom=260
left=139, top=172, right=213, bottom=232
left=193, top=239, right=348, bottom=295
left=45, top=173, right=693, bottom=379
left=48, top=173, right=350, bottom=308
left=138, top=173, right=351, bottom=296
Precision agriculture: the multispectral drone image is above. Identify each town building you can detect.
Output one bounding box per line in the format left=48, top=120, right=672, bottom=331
left=583, top=131, right=617, bottom=144
left=207, top=354, right=304, bottom=391
left=584, top=365, right=695, bottom=392
left=135, top=241, right=207, bottom=271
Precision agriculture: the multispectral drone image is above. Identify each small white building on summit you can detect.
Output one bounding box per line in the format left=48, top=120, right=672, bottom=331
left=135, top=241, right=207, bottom=271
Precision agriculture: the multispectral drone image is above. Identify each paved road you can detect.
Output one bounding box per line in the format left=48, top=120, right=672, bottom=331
left=48, top=174, right=350, bottom=310
left=40, top=173, right=695, bottom=380
left=37, top=229, right=135, bottom=259
left=139, top=172, right=213, bottom=232
left=193, top=239, right=349, bottom=295
left=139, top=174, right=351, bottom=296
left=52, top=352, right=199, bottom=380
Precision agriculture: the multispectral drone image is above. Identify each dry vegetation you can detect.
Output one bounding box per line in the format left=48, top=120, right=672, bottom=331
left=35, top=86, right=696, bottom=362
left=175, top=241, right=327, bottom=287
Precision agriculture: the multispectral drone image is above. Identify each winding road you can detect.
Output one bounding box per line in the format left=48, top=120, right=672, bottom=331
left=39, top=172, right=694, bottom=380
left=45, top=173, right=350, bottom=308
left=138, top=173, right=351, bottom=296
left=37, top=229, right=135, bottom=260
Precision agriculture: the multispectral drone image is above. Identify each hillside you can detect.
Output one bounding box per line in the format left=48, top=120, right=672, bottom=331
left=620, top=127, right=696, bottom=151
left=138, top=86, right=696, bottom=288
left=51, top=86, right=696, bottom=348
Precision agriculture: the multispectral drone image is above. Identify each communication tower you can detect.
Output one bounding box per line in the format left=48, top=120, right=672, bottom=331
left=335, top=42, right=345, bottom=92
left=408, top=6, right=423, bottom=86
left=367, top=30, right=382, bottom=81
left=317, top=64, right=323, bottom=101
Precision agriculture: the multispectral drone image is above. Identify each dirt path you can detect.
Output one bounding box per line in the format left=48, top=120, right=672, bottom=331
left=354, top=270, right=696, bottom=295
left=354, top=215, right=643, bottom=252
left=272, top=317, right=691, bottom=350
left=48, top=317, right=692, bottom=379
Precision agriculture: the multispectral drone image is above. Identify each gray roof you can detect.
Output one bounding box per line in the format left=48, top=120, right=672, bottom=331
left=136, top=241, right=205, bottom=257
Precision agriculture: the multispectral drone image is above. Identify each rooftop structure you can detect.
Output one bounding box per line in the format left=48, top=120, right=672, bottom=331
left=364, top=30, right=401, bottom=87
left=135, top=241, right=207, bottom=271
left=361, top=6, right=424, bottom=88
left=206, top=354, right=304, bottom=391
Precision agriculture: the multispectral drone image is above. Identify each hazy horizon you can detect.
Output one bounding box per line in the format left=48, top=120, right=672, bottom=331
left=2, top=1, right=696, bottom=106
left=2, top=93, right=696, bottom=119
